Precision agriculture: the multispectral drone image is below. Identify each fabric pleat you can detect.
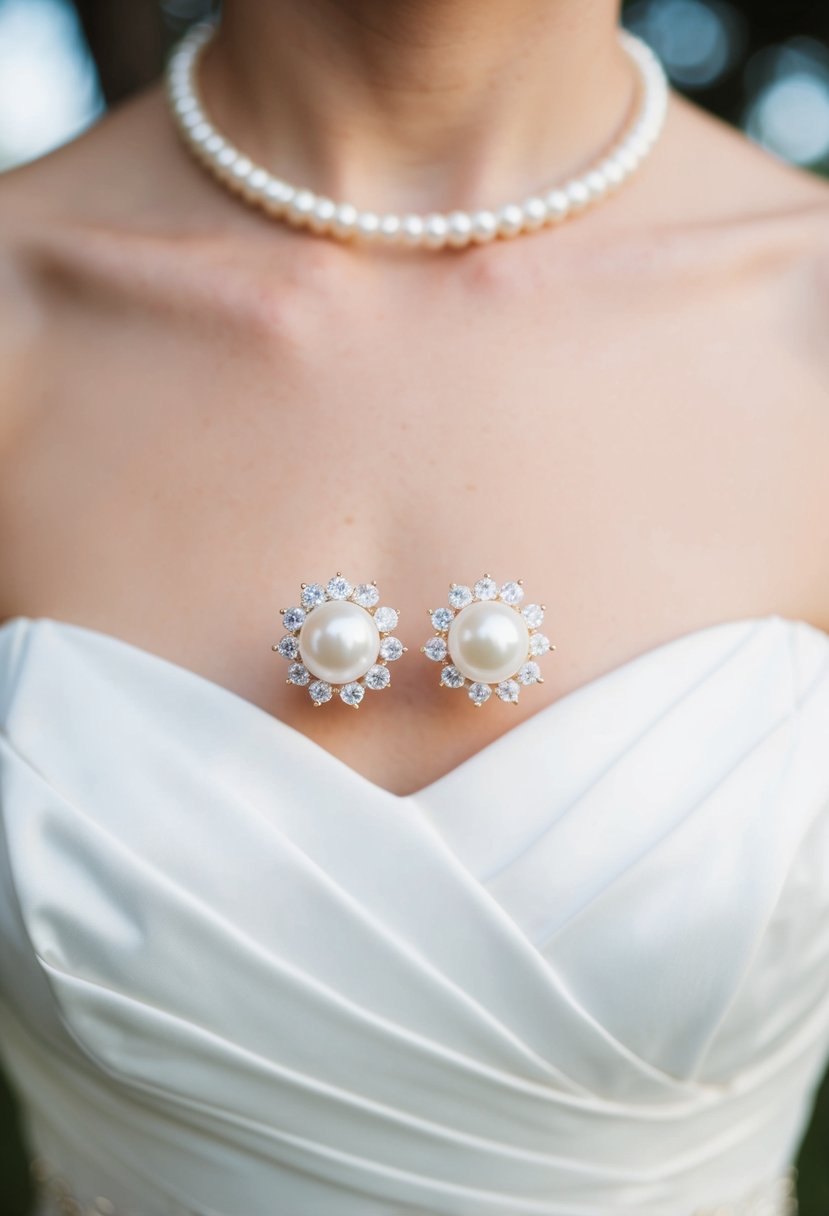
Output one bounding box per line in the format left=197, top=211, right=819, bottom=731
left=0, top=614, right=828, bottom=1215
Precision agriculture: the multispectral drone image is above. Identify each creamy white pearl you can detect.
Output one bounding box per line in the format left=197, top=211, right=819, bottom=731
left=565, top=179, right=591, bottom=211
left=401, top=215, right=426, bottom=245
left=309, top=197, right=336, bottom=232
left=496, top=203, right=524, bottom=238
left=379, top=214, right=402, bottom=242
left=331, top=202, right=359, bottom=238
left=471, top=210, right=498, bottom=242
left=287, top=189, right=316, bottom=224
left=356, top=211, right=380, bottom=238
left=544, top=189, right=570, bottom=222
left=263, top=180, right=293, bottom=214
left=447, top=211, right=474, bottom=247
left=424, top=214, right=449, bottom=248
left=522, top=197, right=548, bottom=230
left=298, top=601, right=380, bottom=685
left=447, top=601, right=530, bottom=685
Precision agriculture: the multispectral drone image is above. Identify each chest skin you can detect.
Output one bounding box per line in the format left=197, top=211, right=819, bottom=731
left=1, top=207, right=827, bottom=796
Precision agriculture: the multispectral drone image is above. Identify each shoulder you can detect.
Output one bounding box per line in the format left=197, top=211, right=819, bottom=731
left=662, top=91, right=829, bottom=270
left=0, top=84, right=234, bottom=451
left=628, top=94, right=829, bottom=625
left=0, top=160, right=48, bottom=454
left=646, top=92, right=829, bottom=375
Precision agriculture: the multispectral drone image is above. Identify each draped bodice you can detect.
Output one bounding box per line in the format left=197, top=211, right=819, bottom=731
left=1, top=613, right=828, bottom=1215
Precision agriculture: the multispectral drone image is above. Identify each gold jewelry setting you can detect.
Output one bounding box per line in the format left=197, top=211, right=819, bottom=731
left=422, top=574, right=555, bottom=706
left=272, top=573, right=405, bottom=707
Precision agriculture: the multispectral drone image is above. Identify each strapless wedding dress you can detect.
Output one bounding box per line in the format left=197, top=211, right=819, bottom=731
left=1, top=613, right=828, bottom=1216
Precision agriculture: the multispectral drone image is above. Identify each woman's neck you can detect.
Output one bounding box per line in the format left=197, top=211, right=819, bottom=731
left=204, top=0, right=632, bottom=214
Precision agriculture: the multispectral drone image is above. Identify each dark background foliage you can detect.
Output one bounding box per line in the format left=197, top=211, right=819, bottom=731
left=0, top=0, right=827, bottom=1211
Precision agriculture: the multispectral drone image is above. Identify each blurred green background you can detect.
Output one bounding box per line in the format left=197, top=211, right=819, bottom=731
left=0, top=0, right=828, bottom=1210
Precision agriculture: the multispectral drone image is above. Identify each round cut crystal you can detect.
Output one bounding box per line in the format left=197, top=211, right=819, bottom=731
left=448, top=584, right=473, bottom=609
left=288, top=662, right=310, bottom=685
left=379, top=636, right=404, bottom=661
left=352, top=583, right=380, bottom=609
left=522, top=603, right=545, bottom=629
left=326, top=575, right=353, bottom=600
left=373, top=606, right=399, bottom=633
left=301, top=583, right=327, bottom=610
left=365, top=663, right=391, bottom=691
left=517, top=660, right=541, bottom=685
left=496, top=679, right=520, bottom=702
left=474, top=577, right=498, bottom=600
left=309, top=680, right=332, bottom=705
left=340, top=681, right=365, bottom=706
left=423, top=635, right=448, bottom=661
left=529, top=632, right=551, bottom=656
left=440, top=665, right=465, bottom=688
left=499, top=581, right=524, bottom=605
left=282, top=606, right=306, bottom=632
left=431, top=607, right=454, bottom=632
left=275, top=635, right=299, bottom=659
left=468, top=682, right=492, bottom=704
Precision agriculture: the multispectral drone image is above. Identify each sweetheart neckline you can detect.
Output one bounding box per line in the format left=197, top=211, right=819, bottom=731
left=2, top=612, right=828, bottom=803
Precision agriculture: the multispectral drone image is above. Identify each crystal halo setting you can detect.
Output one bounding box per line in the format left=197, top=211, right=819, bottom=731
left=272, top=573, right=405, bottom=707
left=422, top=575, right=555, bottom=706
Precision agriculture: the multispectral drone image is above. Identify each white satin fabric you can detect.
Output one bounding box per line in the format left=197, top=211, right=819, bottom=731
left=1, top=613, right=829, bottom=1216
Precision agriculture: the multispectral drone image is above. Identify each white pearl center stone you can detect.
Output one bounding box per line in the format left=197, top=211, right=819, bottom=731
left=298, top=600, right=380, bottom=685
left=447, top=600, right=530, bottom=685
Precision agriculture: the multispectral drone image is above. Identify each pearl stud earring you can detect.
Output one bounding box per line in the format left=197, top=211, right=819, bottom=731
left=421, top=574, right=555, bottom=706
left=272, top=573, right=406, bottom=706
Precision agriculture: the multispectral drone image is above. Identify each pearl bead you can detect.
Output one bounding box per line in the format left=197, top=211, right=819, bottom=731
left=246, top=166, right=268, bottom=191
left=616, top=145, right=639, bottom=174
left=585, top=169, right=609, bottom=201
left=379, top=214, right=402, bottom=242
left=522, top=197, right=548, bottom=230
left=401, top=215, right=425, bottom=245
left=447, top=601, right=530, bottom=685
left=447, top=211, right=473, bottom=247
left=190, top=120, right=212, bottom=144
left=565, top=179, right=591, bottom=211
left=298, top=601, right=380, bottom=685
left=627, top=133, right=649, bottom=162
left=424, top=214, right=449, bottom=248
left=600, top=157, right=625, bottom=189
left=544, top=189, right=570, bottom=222
left=263, top=180, right=293, bottom=215
left=496, top=203, right=525, bottom=238
left=309, top=197, right=336, bottom=232
left=471, top=210, right=498, bottom=242
left=356, top=211, right=380, bottom=239
left=286, top=188, right=316, bottom=225
left=331, top=202, right=359, bottom=238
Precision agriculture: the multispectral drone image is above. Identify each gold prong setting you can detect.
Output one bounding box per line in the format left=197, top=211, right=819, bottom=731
left=422, top=574, right=555, bottom=706
left=272, top=572, right=403, bottom=707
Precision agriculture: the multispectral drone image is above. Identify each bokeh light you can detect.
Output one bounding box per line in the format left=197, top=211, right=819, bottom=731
left=0, top=0, right=103, bottom=171
left=744, top=38, right=829, bottom=167
left=624, top=0, right=746, bottom=90
left=1, top=0, right=827, bottom=176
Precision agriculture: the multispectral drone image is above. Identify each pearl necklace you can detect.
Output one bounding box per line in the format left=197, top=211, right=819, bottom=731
left=166, top=22, right=669, bottom=249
